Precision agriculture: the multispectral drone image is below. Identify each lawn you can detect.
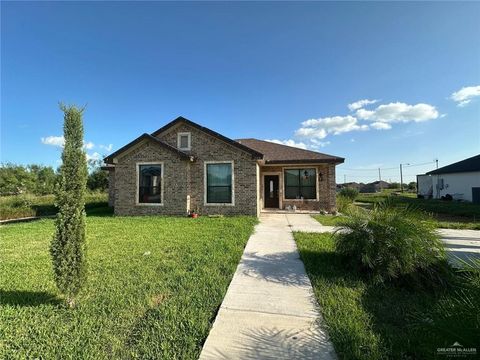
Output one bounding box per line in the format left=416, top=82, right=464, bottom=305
left=295, top=232, right=480, bottom=360
left=312, top=214, right=345, bottom=226
left=353, top=192, right=480, bottom=230
left=0, top=192, right=108, bottom=220
left=0, top=214, right=257, bottom=359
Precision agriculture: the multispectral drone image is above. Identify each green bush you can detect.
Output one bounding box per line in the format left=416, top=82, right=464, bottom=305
left=336, top=195, right=353, bottom=213
left=339, top=187, right=359, bottom=201
left=335, top=199, right=446, bottom=284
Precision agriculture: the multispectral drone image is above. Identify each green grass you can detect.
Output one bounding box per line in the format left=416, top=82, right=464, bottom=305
left=0, top=192, right=108, bottom=220
left=295, top=232, right=479, bottom=360
left=0, top=215, right=257, bottom=359
left=312, top=214, right=345, bottom=226
left=356, top=192, right=480, bottom=218
left=354, top=191, right=480, bottom=229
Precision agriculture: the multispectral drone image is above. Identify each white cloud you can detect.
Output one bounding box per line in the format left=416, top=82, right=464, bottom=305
left=41, top=135, right=96, bottom=150
left=99, top=143, right=113, bottom=152
left=356, top=102, right=439, bottom=123
left=41, top=135, right=65, bottom=147
left=310, top=138, right=330, bottom=149
left=84, top=141, right=95, bottom=150
left=264, top=139, right=308, bottom=149
left=450, top=85, right=480, bottom=107
left=348, top=99, right=378, bottom=111
left=86, top=152, right=102, bottom=161
left=370, top=122, right=392, bottom=130
left=295, top=115, right=368, bottom=139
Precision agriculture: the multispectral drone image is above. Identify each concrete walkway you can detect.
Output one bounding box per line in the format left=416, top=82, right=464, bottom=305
left=199, top=213, right=336, bottom=360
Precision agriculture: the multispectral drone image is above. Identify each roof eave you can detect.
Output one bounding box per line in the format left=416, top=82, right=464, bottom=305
left=264, top=158, right=344, bottom=165
left=151, top=116, right=264, bottom=159
left=103, top=133, right=190, bottom=164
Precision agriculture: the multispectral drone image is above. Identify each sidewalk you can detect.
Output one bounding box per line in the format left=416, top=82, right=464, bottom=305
left=199, top=213, right=336, bottom=360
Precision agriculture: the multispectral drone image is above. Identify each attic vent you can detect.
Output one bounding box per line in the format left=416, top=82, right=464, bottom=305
left=177, top=132, right=191, bottom=151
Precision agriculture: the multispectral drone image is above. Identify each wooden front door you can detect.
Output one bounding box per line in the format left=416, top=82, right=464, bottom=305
left=264, top=175, right=279, bottom=208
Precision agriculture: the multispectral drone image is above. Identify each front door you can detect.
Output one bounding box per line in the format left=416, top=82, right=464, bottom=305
left=264, top=175, right=279, bottom=208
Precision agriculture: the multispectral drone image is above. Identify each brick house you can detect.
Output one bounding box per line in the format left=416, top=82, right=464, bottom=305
left=103, top=117, right=344, bottom=216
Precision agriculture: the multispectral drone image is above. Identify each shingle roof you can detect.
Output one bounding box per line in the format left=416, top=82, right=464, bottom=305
left=236, top=138, right=344, bottom=164
left=104, top=133, right=191, bottom=164
left=426, top=154, right=480, bottom=175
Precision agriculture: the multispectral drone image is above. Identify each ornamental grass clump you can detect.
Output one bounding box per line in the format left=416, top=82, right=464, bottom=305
left=50, top=104, right=88, bottom=307
left=335, top=199, right=446, bottom=284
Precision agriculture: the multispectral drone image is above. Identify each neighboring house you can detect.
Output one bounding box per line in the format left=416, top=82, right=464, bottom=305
left=103, top=116, right=344, bottom=216
left=417, top=154, right=480, bottom=203
left=336, top=181, right=390, bottom=193
left=360, top=180, right=390, bottom=193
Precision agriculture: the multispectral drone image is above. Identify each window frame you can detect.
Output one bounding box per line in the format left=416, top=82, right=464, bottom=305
left=177, top=132, right=191, bottom=151
left=135, top=162, right=164, bottom=206
left=283, top=167, right=318, bottom=201
left=204, top=160, right=235, bottom=206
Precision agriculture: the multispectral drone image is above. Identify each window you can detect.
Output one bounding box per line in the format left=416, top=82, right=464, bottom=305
left=284, top=168, right=316, bottom=199
left=138, top=164, right=162, bottom=204
left=205, top=162, right=233, bottom=204
left=177, top=132, right=191, bottom=150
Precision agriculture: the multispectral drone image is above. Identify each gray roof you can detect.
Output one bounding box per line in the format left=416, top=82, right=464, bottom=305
left=426, top=154, right=480, bottom=175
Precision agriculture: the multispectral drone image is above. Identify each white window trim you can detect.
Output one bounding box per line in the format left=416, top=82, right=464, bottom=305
left=177, top=132, right=191, bottom=151
left=204, top=160, right=235, bottom=206
left=135, top=161, right=164, bottom=206
left=282, top=166, right=319, bottom=201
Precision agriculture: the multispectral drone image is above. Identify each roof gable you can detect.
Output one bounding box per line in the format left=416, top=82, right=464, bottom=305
left=104, top=133, right=190, bottom=164
left=236, top=138, right=344, bottom=164
left=427, top=154, right=480, bottom=175
left=151, top=116, right=263, bottom=159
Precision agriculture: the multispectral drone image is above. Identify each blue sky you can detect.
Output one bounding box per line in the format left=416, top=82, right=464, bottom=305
left=1, top=1, right=479, bottom=183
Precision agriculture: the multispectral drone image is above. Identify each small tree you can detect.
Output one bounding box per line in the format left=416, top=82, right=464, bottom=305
left=51, top=104, right=88, bottom=307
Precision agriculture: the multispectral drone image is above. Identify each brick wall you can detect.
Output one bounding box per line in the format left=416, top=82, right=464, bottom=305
left=113, top=141, right=189, bottom=216
left=108, top=170, right=115, bottom=207
left=156, top=123, right=258, bottom=215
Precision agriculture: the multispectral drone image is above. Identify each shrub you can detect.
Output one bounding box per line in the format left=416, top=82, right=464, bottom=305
left=339, top=187, right=359, bottom=201
left=336, top=195, right=354, bottom=213
left=51, top=104, right=88, bottom=307
left=335, top=199, right=446, bottom=284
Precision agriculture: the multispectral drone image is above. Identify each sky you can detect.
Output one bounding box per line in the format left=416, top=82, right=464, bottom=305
left=1, top=1, right=479, bottom=184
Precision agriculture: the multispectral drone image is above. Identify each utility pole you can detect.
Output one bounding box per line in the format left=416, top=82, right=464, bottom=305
left=436, top=159, right=439, bottom=169
left=400, top=163, right=410, bottom=192
left=378, top=168, right=382, bottom=191
left=344, top=174, right=346, bottom=184
left=400, top=164, right=403, bottom=192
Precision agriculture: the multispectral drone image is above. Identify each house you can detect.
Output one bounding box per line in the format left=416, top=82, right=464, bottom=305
left=417, top=154, right=480, bottom=203
left=336, top=181, right=390, bottom=193
left=103, top=117, right=344, bottom=216
left=360, top=180, right=390, bottom=193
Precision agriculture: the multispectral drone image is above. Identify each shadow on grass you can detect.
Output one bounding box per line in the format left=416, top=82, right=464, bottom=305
left=29, top=203, right=113, bottom=218
left=0, top=290, right=61, bottom=307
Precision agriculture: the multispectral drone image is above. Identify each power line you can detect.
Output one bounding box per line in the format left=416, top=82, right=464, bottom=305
left=338, top=160, right=436, bottom=173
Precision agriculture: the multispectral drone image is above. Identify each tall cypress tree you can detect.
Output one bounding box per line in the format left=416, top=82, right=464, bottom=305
left=51, top=104, right=88, bottom=307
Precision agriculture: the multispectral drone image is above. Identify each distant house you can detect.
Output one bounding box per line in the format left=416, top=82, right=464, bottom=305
left=360, top=180, right=390, bottom=193
left=337, top=181, right=390, bottom=193
left=417, top=154, right=480, bottom=203
left=103, top=116, right=345, bottom=216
